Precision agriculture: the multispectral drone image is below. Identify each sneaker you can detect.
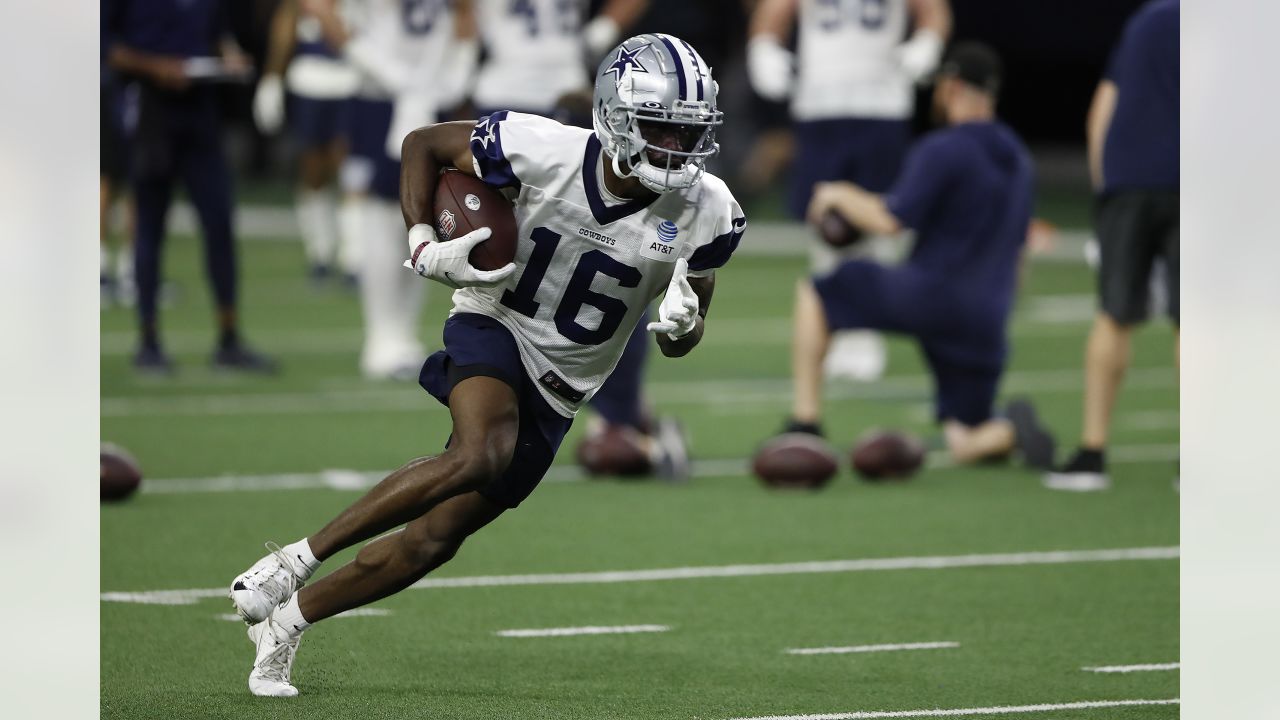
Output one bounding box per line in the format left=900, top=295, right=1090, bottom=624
left=230, top=543, right=312, bottom=625
left=651, top=417, right=691, bottom=482
left=132, top=345, right=175, bottom=376
left=247, top=616, right=302, bottom=697
left=212, top=344, right=280, bottom=374
left=1003, top=399, right=1057, bottom=470
left=781, top=418, right=825, bottom=437
left=1043, top=448, right=1111, bottom=492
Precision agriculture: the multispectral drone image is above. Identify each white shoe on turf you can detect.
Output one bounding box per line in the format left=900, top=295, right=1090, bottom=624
left=230, top=543, right=312, bottom=625
left=247, top=617, right=302, bottom=697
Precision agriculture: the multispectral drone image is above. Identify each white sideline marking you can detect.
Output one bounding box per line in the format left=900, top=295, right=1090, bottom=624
left=787, top=641, right=959, bottom=655
left=725, top=698, right=1179, bottom=720
left=100, top=367, right=1177, bottom=418
left=99, top=546, right=1178, bottom=606
left=214, top=607, right=391, bottom=622
left=139, top=444, right=1177, bottom=496
left=1082, top=662, right=1179, bottom=673
left=495, top=624, right=669, bottom=638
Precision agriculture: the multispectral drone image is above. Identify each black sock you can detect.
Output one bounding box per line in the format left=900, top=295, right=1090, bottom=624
left=219, top=328, right=239, bottom=351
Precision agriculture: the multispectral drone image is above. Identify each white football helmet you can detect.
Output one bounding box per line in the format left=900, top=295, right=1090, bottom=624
left=592, top=34, right=723, bottom=193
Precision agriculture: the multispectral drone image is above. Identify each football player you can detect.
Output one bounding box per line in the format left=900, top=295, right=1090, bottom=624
left=300, top=0, right=478, bottom=379
left=254, top=0, right=360, bottom=285
left=748, top=0, right=951, bottom=382
left=773, top=43, right=1055, bottom=469
left=473, top=0, right=691, bottom=479
left=228, top=34, right=744, bottom=696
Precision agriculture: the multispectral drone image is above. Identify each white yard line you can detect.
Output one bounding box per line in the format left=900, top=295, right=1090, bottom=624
left=214, top=607, right=391, bottom=622
left=99, top=546, right=1177, bottom=606
left=786, top=642, right=959, bottom=655
left=1082, top=662, right=1179, bottom=673
left=139, top=443, right=1177, bottom=495
left=101, top=367, right=1177, bottom=418
left=495, top=624, right=669, bottom=638
left=724, top=698, right=1179, bottom=720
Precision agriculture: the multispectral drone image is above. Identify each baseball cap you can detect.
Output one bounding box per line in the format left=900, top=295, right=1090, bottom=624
left=936, top=41, right=1003, bottom=94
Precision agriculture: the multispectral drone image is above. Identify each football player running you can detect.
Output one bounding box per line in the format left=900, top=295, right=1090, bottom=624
left=228, top=34, right=745, bottom=697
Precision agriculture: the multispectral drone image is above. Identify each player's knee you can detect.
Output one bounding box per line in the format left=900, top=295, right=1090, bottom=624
left=399, top=531, right=461, bottom=571
left=450, top=428, right=517, bottom=491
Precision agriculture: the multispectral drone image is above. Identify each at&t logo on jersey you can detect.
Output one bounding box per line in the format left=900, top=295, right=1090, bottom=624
left=641, top=220, right=680, bottom=261
left=656, top=220, right=678, bottom=243
left=437, top=209, right=457, bottom=240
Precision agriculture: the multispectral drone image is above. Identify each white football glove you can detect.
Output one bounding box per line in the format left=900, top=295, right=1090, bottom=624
left=253, top=74, right=285, bottom=134
left=583, top=17, right=621, bottom=60
left=646, top=258, right=700, bottom=339
left=747, top=36, right=794, bottom=102
left=403, top=224, right=516, bottom=290
left=895, top=29, right=944, bottom=84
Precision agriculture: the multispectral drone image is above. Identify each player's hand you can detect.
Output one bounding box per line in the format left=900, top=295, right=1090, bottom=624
left=253, top=75, right=285, bottom=134
left=895, top=30, right=944, bottom=84
left=747, top=36, right=793, bottom=102
left=806, top=182, right=843, bottom=226
left=151, top=57, right=191, bottom=91
left=647, top=258, right=700, bottom=339
left=404, top=224, right=516, bottom=290
left=583, top=17, right=621, bottom=60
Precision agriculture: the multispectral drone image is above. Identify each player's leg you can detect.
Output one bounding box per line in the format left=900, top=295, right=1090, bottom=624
left=789, top=278, right=832, bottom=431
left=1050, top=193, right=1157, bottom=488
left=177, top=102, right=277, bottom=373
left=131, top=157, right=175, bottom=372
left=294, top=96, right=346, bottom=281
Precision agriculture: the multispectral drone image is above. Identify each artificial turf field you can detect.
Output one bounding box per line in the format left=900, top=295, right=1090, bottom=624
left=100, top=227, right=1179, bottom=719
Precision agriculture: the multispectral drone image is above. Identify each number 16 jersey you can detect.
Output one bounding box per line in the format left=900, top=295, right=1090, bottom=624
left=452, top=111, right=746, bottom=417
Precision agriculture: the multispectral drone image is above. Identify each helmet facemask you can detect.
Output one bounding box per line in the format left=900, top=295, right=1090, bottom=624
left=593, top=36, right=723, bottom=193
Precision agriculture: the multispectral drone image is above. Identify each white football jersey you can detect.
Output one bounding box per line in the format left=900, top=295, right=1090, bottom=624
left=345, top=0, right=456, bottom=100
left=472, top=0, right=589, bottom=113
left=793, top=0, right=912, bottom=120
left=452, top=112, right=747, bottom=416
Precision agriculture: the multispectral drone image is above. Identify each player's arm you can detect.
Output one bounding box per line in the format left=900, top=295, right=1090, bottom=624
left=1086, top=80, right=1118, bottom=191
left=654, top=271, right=714, bottom=358
left=108, top=44, right=190, bottom=90
left=807, top=182, right=902, bottom=236
left=585, top=0, right=649, bottom=58
left=262, top=0, right=299, bottom=78
left=898, top=0, right=952, bottom=83
left=747, top=0, right=799, bottom=101
left=300, top=0, right=351, bottom=50
left=400, top=122, right=516, bottom=288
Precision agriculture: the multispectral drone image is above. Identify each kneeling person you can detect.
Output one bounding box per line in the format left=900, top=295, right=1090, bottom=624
left=226, top=34, right=745, bottom=697
left=781, top=43, right=1053, bottom=467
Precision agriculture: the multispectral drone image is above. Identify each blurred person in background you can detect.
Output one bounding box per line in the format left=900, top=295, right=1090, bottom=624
left=101, top=19, right=135, bottom=309
left=1046, top=0, right=1179, bottom=492
left=748, top=0, right=950, bottom=382
left=771, top=43, right=1056, bottom=468
left=105, top=0, right=278, bottom=374
left=254, top=0, right=361, bottom=286
left=473, top=0, right=692, bottom=479
left=301, top=0, right=478, bottom=380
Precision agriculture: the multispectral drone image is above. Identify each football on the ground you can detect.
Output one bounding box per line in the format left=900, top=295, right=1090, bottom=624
left=576, top=426, right=652, bottom=477
left=752, top=433, right=839, bottom=489
left=850, top=430, right=926, bottom=481
left=434, top=169, right=518, bottom=270
left=818, top=209, right=864, bottom=248
left=101, top=443, right=142, bottom=502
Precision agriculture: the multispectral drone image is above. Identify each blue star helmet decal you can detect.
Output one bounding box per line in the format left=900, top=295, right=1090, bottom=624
left=604, top=42, right=652, bottom=87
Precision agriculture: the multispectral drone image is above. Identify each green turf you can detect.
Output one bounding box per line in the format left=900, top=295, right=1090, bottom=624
left=101, top=230, right=1178, bottom=719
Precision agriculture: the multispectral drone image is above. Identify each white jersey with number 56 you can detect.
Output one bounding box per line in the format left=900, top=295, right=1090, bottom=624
left=794, top=0, right=910, bottom=120
left=450, top=111, right=746, bottom=416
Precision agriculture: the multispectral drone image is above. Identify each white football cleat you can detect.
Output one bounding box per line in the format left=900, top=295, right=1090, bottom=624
left=247, top=617, right=302, bottom=697
left=230, top=543, right=312, bottom=625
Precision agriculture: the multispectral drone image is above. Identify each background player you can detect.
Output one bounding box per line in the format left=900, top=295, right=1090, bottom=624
left=775, top=43, right=1055, bottom=467
left=254, top=0, right=360, bottom=286
left=748, top=0, right=951, bottom=382
left=226, top=34, right=744, bottom=696
left=105, top=0, right=276, bottom=374
left=301, top=0, right=478, bottom=379
left=1047, top=0, right=1179, bottom=491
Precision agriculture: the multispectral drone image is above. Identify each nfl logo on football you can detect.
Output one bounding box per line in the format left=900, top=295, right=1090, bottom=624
left=437, top=209, right=457, bottom=240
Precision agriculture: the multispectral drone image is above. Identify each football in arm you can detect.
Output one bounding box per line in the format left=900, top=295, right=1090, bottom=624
left=434, top=169, right=519, bottom=270
left=818, top=209, right=864, bottom=248
left=101, top=443, right=143, bottom=502
left=850, top=430, right=926, bottom=481
left=752, top=433, right=839, bottom=489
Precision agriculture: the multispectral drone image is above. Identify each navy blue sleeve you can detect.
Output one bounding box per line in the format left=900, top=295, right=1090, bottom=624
left=689, top=216, right=746, bottom=273
left=469, top=111, right=522, bottom=191
left=884, top=134, right=965, bottom=232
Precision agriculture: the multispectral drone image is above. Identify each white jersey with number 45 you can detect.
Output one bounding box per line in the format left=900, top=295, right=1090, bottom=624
left=451, top=111, right=746, bottom=417
left=794, top=0, right=911, bottom=120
